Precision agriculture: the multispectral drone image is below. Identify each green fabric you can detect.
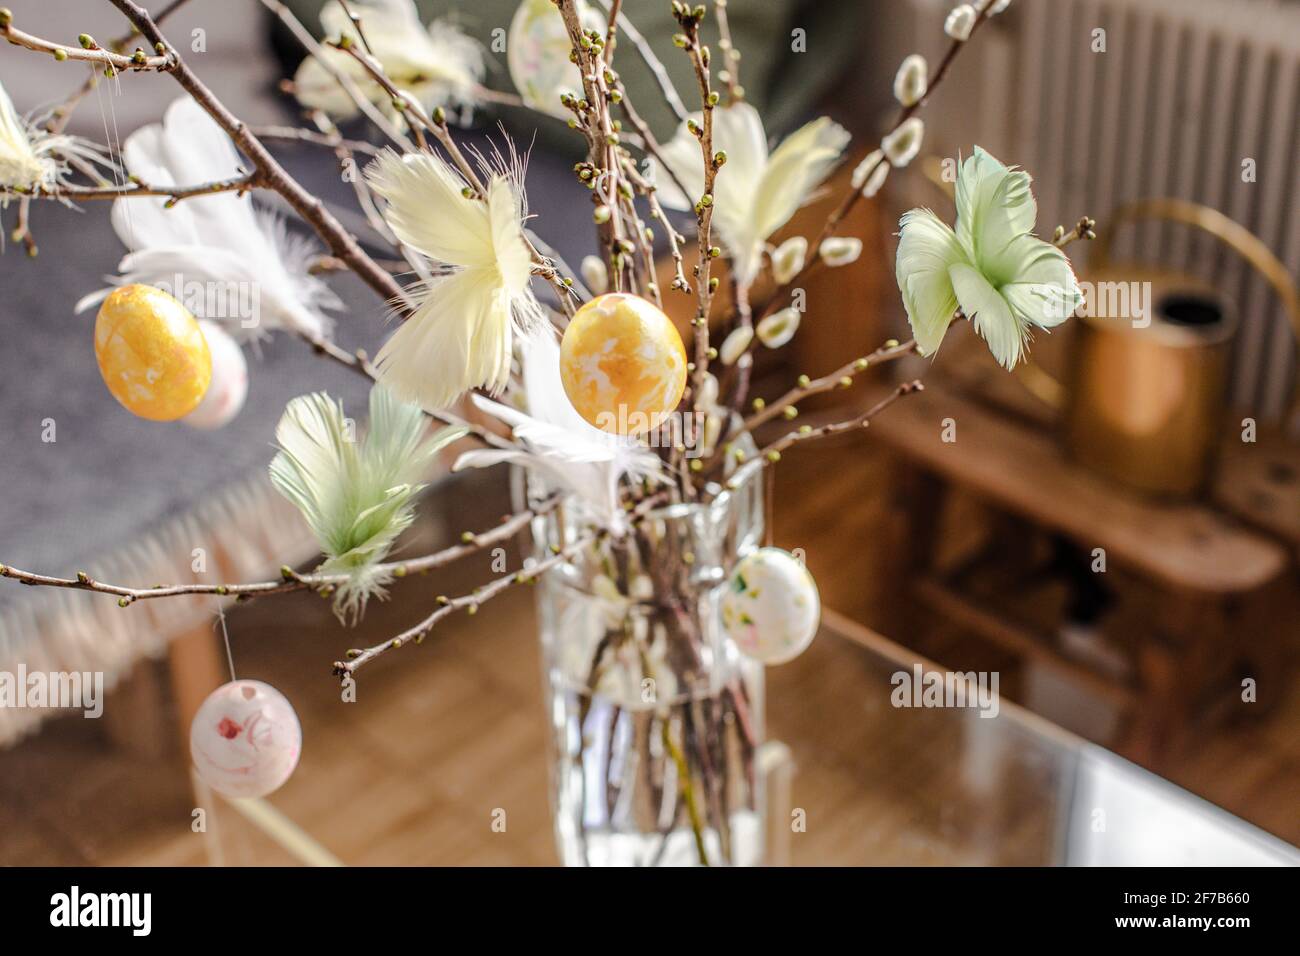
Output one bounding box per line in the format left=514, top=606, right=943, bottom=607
left=279, top=0, right=866, bottom=144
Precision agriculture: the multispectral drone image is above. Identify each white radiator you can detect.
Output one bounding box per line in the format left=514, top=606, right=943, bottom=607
left=912, top=0, right=1300, bottom=420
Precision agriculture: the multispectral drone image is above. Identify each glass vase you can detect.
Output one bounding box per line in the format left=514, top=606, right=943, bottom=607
left=527, top=468, right=766, bottom=866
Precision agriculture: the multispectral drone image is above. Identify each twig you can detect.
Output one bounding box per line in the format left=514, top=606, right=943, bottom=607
left=17, top=171, right=259, bottom=203
left=103, top=0, right=411, bottom=313
left=595, top=0, right=688, bottom=122
left=1, top=15, right=171, bottom=71
left=1054, top=216, right=1096, bottom=249
left=258, top=0, right=414, bottom=152
left=0, top=496, right=561, bottom=608
left=673, top=4, right=722, bottom=447
left=714, top=0, right=742, bottom=104
left=334, top=0, right=375, bottom=56
left=556, top=0, right=633, bottom=292
left=251, top=125, right=381, bottom=157
left=11, top=196, right=37, bottom=256
left=735, top=338, right=917, bottom=442
left=727, top=381, right=925, bottom=490
left=753, top=1, right=997, bottom=322
left=333, top=531, right=597, bottom=676
left=108, top=0, right=191, bottom=52
left=704, top=337, right=917, bottom=480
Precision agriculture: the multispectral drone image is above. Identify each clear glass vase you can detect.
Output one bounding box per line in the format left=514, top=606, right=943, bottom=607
left=527, top=468, right=766, bottom=866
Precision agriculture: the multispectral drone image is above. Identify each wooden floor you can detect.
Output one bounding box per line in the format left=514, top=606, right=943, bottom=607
left=2, top=435, right=1297, bottom=865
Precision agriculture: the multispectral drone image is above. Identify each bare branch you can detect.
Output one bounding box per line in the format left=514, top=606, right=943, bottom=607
left=726, top=381, right=926, bottom=490
left=595, top=0, right=688, bottom=121
left=1, top=15, right=171, bottom=71
left=104, top=0, right=412, bottom=313
left=0, top=496, right=562, bottom=607
left=754, top=2, right=998, bottom=324
left=333, top=529, right=593, bottom=677
left=15, top=171, right=259, bottom=204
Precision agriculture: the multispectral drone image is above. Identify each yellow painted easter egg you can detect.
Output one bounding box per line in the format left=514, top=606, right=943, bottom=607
left=559, top=292, right=688, bottom=436
left=94, top=284, right=212, bottom=421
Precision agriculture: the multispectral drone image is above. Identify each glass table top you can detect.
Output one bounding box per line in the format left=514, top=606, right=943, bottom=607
left=772, top=610, right=1299, bottom=866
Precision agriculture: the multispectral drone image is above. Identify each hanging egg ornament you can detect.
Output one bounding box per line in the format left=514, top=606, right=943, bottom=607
left=94, top=284, right=212, bottom=421
left=183, top=321, right=248, bottom=430
left=559, top=292, right=688, bottom=436
left=507, top=0, right=603, bottom=118
left=190, top=680, right=302, bottom=799
left=722, top=548, right=822, bottom=664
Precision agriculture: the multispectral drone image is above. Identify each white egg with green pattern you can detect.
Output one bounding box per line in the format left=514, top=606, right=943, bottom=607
left=721, top=548, right=821, bottom=664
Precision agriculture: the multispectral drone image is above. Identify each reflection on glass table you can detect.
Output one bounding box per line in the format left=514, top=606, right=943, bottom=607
left=184, top=594, right=1298, bottom=866
left=775, top=610, right=1299, bottom=866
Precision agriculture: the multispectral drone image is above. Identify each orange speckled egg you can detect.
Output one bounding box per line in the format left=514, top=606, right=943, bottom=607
left=94, top=284, right=212, bottom=421
left=559, top=292, right=688, bottom=435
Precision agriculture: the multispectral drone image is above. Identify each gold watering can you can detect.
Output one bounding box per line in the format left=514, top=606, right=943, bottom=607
left=1014, top=199, right=1300, bottom=498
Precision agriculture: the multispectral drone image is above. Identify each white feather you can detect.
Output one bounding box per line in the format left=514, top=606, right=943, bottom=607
left=78, top=98, right=339, bottom=340
left=454, top=332, right=663, bottom=533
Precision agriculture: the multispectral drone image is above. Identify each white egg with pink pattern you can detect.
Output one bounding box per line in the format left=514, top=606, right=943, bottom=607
left=190, top=680, right=301, bottom=798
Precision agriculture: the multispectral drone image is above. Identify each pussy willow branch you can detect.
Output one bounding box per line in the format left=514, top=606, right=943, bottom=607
left=603, top=0, right=623, bottom=64
left=1054, top=216, right=1096, bottom=248
left=87, top=0, right=412, bottom=314
left=604, top=91, right=692, bottom=300
left=334, top=532, right=594, bottom=677
left=337, top=484, right=678, bottom=676
left=108, top=0, right=191, bottom=52
left=18, top=171, right=259, bottom=203
left=250, top=124, right=381, bottom=157
left=0, top=15, right=170, bottom=70
left=556, top=0, right=635, bottom=293
left=33, top=0, right=195, bottom=141
left=726, top=380, right=925, bottom=491
left=674, top=4, right=721, bottom=406
left=258, top=0, right=414, bottom=151
left=0, top=496, right=562, bottom=608
left=754, top=1, right=996, bottom=324
left=595, top=0, right=688, bottom=122
left=732, top=338, right=917, bottom=444
left=334, top=0, right=375, bottom=55
left=713, top=0, right=742, bottom=104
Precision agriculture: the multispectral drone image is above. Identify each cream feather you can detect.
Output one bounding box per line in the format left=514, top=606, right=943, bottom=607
left=0, top=78, right=113, bottom=200
left=651, top=102, right=849, bottom=285
left=366, top=147, right=543, bottom=411
left=293, top=0, right=485, bottom=123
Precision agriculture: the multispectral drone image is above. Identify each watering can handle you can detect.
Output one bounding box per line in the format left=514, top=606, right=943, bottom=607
left=1020, top=199, right=1300, bottom=424
left=1092, top=199, right=1300, bottom=328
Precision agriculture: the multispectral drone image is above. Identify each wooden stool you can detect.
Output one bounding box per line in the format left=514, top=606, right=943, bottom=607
left=863, top=380, right=1294, bottom=766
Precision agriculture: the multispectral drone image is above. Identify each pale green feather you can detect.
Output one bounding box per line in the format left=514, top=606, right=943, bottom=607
left=896, top=145, right=1082, bottom=369
left=269, top=385, right=467, bottom=622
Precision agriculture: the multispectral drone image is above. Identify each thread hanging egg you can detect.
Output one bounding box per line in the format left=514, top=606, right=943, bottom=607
left=94, top=284, right=212, bottom=421
left=559, top=292, right=688, bottom=436
left=722, top=548, right=822, bottom=664
left=190, top=680, right=302, bottom=799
